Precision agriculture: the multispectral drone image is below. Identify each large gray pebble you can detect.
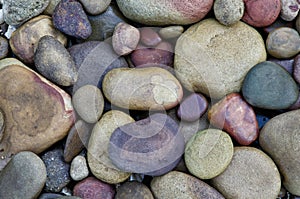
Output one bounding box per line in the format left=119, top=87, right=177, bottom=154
left=214, top=0, right=244, bottom=25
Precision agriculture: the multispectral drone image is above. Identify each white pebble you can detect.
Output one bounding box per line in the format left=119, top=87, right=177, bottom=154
left=4, top=25, right=16, bottom=39
left=70, top=155, right=89, bottom=181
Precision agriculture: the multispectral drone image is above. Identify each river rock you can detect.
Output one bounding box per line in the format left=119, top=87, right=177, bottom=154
left=175, top=18, right=266, bottom=99
left=208, top=93, right=259, bottom=145
left=259, top=109, right=300, bottom=196
left=185, top=129, right=233, bottom=179
left=0, top=58, right=74, bottom=170
left=70, top=155, right=89, bottom=181
left=79, top=0, right=111, bottom=15
left=3, top=0, right=50, bottom=26
left=103, top=67, right=182, bottom=110
left=34, top=35, right=78, bottom=86
left=242, top=61, right=299, bottom=109
left=140, top=27, right=162, bottom=47
left=159, top=26, right=184, bottom=40
left=87, top=110, right=134, bottom=184
left=0, top=36, right=8, bottom=59
left=0, top=151, right=46, bottom=199
left=214, top=0, right=244, bottom=26
left=211, top=147, right=281, bottom=199
left=151, top=171, right=225, bottom=199
left=115, top=181, right=154, bottom=199
left=9, top=15, right=67, bottom=64
left=280, top=0, right=300, bottom=21
left=116, top=0, right=213, bottom=25
left=109, top=113, right=185, bottom=176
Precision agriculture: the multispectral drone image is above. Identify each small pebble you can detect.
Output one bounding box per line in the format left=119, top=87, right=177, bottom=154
left=115, top=181, right=154, bottom=199
left=280, top=0, right=300, bottom=21
left=159, top=26, right=184, bottom=40
left=79, top=0, right=111, bottom=15
left=140, top=27, right=162, bottom=47
left=70, top=155, right=89, bottom=181
left=214, top=0, right=244, bottom=26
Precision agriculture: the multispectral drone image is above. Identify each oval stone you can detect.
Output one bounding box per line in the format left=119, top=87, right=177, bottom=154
left=259, top=109, right=300, bottom=196
left=175, top=18, right=266, bottom=99
left=108, top=113, right=185, bottom=176
left=102, top=67, right=183, bottom=111
left=79, top=0, right=110, bottom=15
left=214, top=0, right=244, bottom=26
left=115, top=181, right=154, bottom=199
left=280, top=0, right=300, bottom=21
left=242, top=61, right=299, bottom=110
left=70, top=155, right=89, bottom=181
left=151, top=171, right=225, bottom=199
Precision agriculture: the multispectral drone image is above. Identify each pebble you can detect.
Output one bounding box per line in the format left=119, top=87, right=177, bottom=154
left=177, top=93, right=208, bottom=122
left=263, top=18, right=294, bottom=34
left=214, top=0, right=244, bottom=26
left=0, top=36, right=8, bottom=59
left=266, top=27, right=300, bottom=59
left=242, top=61, right=299, bottom=109
left=102, top=67, right=183, bottom=110
left=34, top=35, right=78, bottom=86
left=87, top=110, right=134, bottom=184
left=175, top=18, right=266, bottom=99
left=268, top=57, right=294, bottom=75
left=242, top=0, right=281, bottom=27
left=116, top=0, right=213, bottom=25
left=0, top=151, right=46, bottom=199
left=280, top=0, right=300, bottom=21
left=185, top=129, right=234, bottom=179
left=9, top=15, right=67, bottom=64
left=293, top=54, right=300, bottom=84
left=112, top=22, right=140, bottom=56
left=53, top=0, right=92, bottom=39
left=151, top=171, right=225, bottom=199
left=72, top=85, right=104, bottom=123
left=115, top=181, right=154, bottom=199
left=39, top=193, right=64, bottom=199
left=159, top=26, right=184, bottom=40
left=259, top=109, right=300, bottom=196
left=0, top=108, right=4, bottom=140
left=79, top=0, right=111, bottom=15
left=109, top=113, right=185, bottom=176
left=0, top=58, right=73, bottom=170
left=208, top=93, right=259, bottom=145
left=140, top=27, right=162, bottom=47
left=41, top=148, right=71, bottom=192
left=211, top=147, right=281, bottom=199
left=43, top=0, right=61, bottom=15
left=73, top=177, right=115, bottom=199
left=3, top=0, right=50, bottom=26
left=70, top=155, right=89, bottom=181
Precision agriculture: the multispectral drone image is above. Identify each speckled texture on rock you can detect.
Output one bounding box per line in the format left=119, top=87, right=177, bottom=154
left=214, top=0, right=244, bottom=25
left=70, top=155, right=89, bottom=181
left=280, top=0, right=300, bottom=21
left=115, top=181, right=154, bottom=199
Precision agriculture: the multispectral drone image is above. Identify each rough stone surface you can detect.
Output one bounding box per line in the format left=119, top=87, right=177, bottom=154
left=79, top=0, right=111, bottom=15
left=211, top=147, right=281, bottom=199
left=0, top=151, right=46, bottom=199
left=260, top=109, right=300, bottom=196
left=280, top=0, right=300, bottom=21
left=214, top=0, right=244, bottom=25
left=115, top=181, right=154, bottom=199
left=70, top=155, right=89, bottom=181
left=175, top=18, right=266, bottom=99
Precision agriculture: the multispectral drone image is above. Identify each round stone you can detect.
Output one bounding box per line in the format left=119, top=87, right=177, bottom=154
left=159, top=26, right=184, bottom=40
left=79, top=0, right=111, bottom=15
left=266, top=27, right=300, bottom=59
left=115, top=181, right=154, bottom=199
left=242, top=61, right=299, bottom=110
left=211, top=147, right=281, bottom=199
left=214, top=0, right=244, bottom=26
left=185, top=129, right=234, bottom=179
left=280, top=0, right=300, bottom=21
left=174, top=18, right=266, bottom=99
left=70, top=155, right=89, bottom=181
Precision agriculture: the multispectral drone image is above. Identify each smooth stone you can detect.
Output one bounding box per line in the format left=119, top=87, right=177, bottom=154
left=289, top=91, right=300, bottom=110
left=0, top=109, right=4, bottom=141
left=70, top=155, right=89, bottom=181
left=88, top=110, right=133, bottom=184
left=140, top=27, right=162, bottom=47
left=0, top=151, right=46, bottom=199
left=175, top=18, right=266, bottom=99
left=242, top=61, right=299, bottom=109
left=9, top=15, right=67, bottom=64
left=109, top=113, right=185, bottom=176
left=214, top=0, right=244, bottom=25
left=242, top=0, right=281, bottom=27
left=72, top=85, right=104, bottom=123
left=259, top=109, right=300, bottom=195
left=39, top=193, right=64, bottom=199
left=43, top=0, right=61, bottom=15
left=177, top=93, right=208, bottom=122
left=79, top=0, right=111, bottom=15
left=115, top=181, right=154, bottom=199
left=208, top=93, right=259, bottom=145
left=268, top=57, right=294, bottom=75
left=87, top=5, right=127, bottom=41
left=34, top=35, right=78, bottom=86
left=211, top=147, right=281, bottom=199
left=73, top=177, right=115, bottom=199
left=159, top=26, right=184, bottom=40
left=42, top=148, right=71, bottom=192
left=116, top=0, right=213, bottom=25
left=185, top=129, right=234, bottom=179
left=112, top=22, right=140, bottom=56
left=151, top=171, right=225, bottom=199
left=64, top=120, right=93, bottom=163
left=103, top=67, right=183, bottom=111
left=53, top=0, right=92, bottom=39
left=293, top=54, right=300, bottom=84
left=296, top=12, right=300, bottom=33
left=280, top=0, right=300, bottom=21
left=0, top=58, right=73, bottom=170
left=266, top=27, right=300, bottom=59
left=0, top=36, right=8, bottom=59
left=263, top=18, right=294, bottom=34
left=3, top=0, right=50, bottom=25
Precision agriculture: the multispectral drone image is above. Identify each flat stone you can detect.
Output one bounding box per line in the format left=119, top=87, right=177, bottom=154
left=175, top=18, right=266, bottom=99
left=211, top=147, right=281, bottom=199
left=70, top=155, right=89, bottom=181
left=280, top=0, right=300, bottom=21
left=159, top=26, right=184, bottom=40
left=259, top=109, right=300, bottom=196
left=208, top=93, right=259, bottom=145
left=39, top=193, right=64, bottom=199
left=115, top=181, right=154, bottom=199
left=151, top=171, right=225, bottom=199
left=0, top=151, right=46, bottom=199
left=242, top=61, right=299, bottom=109
left=79, top=0, right=110, bottom=15
left=214, top=0, right=244, bottom=25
